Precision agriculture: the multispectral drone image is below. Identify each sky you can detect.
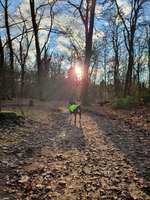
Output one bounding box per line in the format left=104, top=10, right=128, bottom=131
left=9, top=0, right=22, bottom=11
left=1, top=0, right=150, bottom=39
left=0, top=0, right=150, bottom=77
left=144, top=2, right=150, bottom=24
left=0, top=0, right=21, bottom=12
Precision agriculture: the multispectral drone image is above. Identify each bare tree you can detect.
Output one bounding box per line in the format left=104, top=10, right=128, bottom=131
left=29, top=0, right=42, bottom=98
left=133, top=31, right=146, bottom=93
left=114, top=0, right=146, bottom=96
left=13, top=19, right=33, bottom=97
left=29, top=0, right=56, bottom=99
left=0, top=0, right=15, bottom=97
left=108, top=15, right=121, bottom=96
left=68, top=0, right=96, bottom=104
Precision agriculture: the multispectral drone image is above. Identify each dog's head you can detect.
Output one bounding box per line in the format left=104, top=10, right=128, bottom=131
left=68, top=101, right=76, bottom=106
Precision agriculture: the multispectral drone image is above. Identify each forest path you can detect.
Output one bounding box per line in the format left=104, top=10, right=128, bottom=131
left=0, top=106, right=150, bottom=200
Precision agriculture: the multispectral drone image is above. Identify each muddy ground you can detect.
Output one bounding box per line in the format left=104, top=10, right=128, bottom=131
left=0, top=104, right=150, bottom=200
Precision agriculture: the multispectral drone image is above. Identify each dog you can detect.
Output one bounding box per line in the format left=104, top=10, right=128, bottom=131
left=68, top=102, right=81, bottom=126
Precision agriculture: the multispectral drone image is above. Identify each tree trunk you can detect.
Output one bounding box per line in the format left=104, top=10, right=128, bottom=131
left=148, top=31, right=150, bottom=93
left=20, top=63, right=25, bottom=98
left=124, top=38, right=134, bottom=96
left=19, top=40, right=25, bottom=98
left=137, top=63, right=140, bottom=91
left=82, top=36, right=92, bottom=104
left=124, top=57, right=134, bottom=96
left=81, top=0, right=96, bottom=104
left=4, top=0, right=15, bottom=98
left=112, top=26, right=120, bottom=97
left=0, top=37, right=4, bottom=111
left=29, top=0, right=42, bottom=99
left=114, top=55, right=120, bottom=96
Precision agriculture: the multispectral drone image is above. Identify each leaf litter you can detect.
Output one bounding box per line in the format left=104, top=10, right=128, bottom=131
left=0, top=106, right=150, bottom=200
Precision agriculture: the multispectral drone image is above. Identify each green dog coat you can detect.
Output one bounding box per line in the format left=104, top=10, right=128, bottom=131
left=68, top=104, right=80, bottom=113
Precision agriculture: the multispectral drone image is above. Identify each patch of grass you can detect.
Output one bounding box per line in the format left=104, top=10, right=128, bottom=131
left=0, top=111, right=24, bottom=122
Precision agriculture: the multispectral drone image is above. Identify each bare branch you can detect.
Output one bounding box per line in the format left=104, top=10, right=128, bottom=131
left=67, top=0, right=86, bottom=25
left=40, top=0, right=56, bottom=54
left=114, top=0, right=130, bottom=39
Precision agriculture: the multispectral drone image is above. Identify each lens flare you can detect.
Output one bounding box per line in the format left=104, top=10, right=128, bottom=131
left=75, top=66, right=83, bottom=80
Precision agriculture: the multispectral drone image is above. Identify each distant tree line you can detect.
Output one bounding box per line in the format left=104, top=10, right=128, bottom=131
left=0, top=0, right=150, bottom=105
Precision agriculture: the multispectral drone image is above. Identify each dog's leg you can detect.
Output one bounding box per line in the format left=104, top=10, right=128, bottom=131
left=79, top=112, right=81, bottom=128
left=74, top=113, right=76, bottom=125
left=70, top=113, right=73, bottom=124
left=69, top=113, right=71, bottom=124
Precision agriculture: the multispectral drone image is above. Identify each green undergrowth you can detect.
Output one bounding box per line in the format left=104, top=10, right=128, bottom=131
left=112, top=96, right=138, bottom=109
left=112, top=93, right=150, bottom=109
left=142, top=93, right=150, bottom=104
left=0, top=111, right=24, bottom=122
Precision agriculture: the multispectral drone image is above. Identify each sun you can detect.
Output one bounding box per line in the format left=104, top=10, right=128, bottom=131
left=75, top=65, right=83, bottom=80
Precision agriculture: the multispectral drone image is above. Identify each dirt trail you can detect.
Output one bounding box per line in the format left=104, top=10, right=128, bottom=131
left=0, top=107, right=150, bottom=200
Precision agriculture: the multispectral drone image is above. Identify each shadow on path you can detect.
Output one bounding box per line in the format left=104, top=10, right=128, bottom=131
left=49, top=112, right=85, bottom=151
left=90, top=112, right=150, bottom=184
